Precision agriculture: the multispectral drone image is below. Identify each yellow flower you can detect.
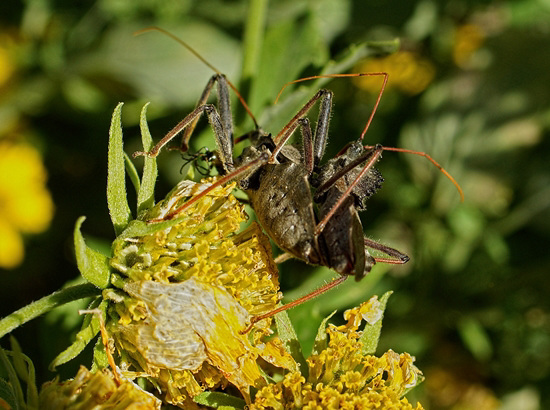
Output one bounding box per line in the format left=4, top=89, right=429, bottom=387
left=355, top=51, right=436, bottom=95
left=108, top=178, right=295, bottom=405
left=453, top=24, right=485, bottom=67
left=0, top=141, right=54, bottom=268
left=39, top=366, right=161, bottom=409
left=251, top=297, right=424, bottom=409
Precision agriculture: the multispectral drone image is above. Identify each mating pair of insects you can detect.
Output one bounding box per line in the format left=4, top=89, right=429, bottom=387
left=134, top=32, right=463, bottom=331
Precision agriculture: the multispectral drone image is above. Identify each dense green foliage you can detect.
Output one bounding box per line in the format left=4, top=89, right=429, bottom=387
left=1, top=1, right=548, bottom=408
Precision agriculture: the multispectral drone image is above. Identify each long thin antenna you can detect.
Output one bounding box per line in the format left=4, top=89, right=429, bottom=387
left=275, top=72, right=464, bottom=202
left=134, top=26, right=259, bottom=129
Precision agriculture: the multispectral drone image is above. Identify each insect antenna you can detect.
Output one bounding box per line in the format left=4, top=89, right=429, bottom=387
left=134, top=26, right=259, bottom=131
left=275, top=72, right=464, bottom=201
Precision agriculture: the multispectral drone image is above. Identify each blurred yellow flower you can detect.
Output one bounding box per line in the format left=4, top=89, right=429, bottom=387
left=453, top=24, right=485, bottom=67
left=425, top=367, right=499, bottom=409
left=0, top=141, right=54, bottom=268
left=251, top=298, right=424, bottom=409
left=355, top=51, right=436, bottom=95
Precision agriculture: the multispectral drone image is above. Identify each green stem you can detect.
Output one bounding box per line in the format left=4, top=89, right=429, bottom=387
left=238, top=0, right=268, bottom=125
left=242, top=0, right=268, bottom=82
left=0, top=284, right=101, bottom=339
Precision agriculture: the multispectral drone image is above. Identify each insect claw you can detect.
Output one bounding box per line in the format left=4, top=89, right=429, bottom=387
left=132, top=150, right=147, bottom=158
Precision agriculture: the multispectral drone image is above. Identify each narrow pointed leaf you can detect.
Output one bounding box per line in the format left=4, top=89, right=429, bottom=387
left=91, top=331, right=109, bottom=371
left=74, top=216, right=111, bottom=288
left=107, top=102, right=132, bottom=235
left=274, top=311, right=307, bottom=376
left=137, top=103, right=157, bottom=215
left=9, top=337, right=38, bottom=409
left=312, top=310, right=336, bottom=355
left=0, top=377, right=18, bottom=410
left=125, top=151, right=140, bottom=195
left=0, top=348, right=23, bottom=410
left=49, top=300, right=106, bottom=370
left=194, top=391, right=246, bottom=409
left=359, top=291, right=393, bottom=355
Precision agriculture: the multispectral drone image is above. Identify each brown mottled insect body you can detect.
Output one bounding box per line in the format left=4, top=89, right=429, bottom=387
left=134, top=39, right=462, bottom=329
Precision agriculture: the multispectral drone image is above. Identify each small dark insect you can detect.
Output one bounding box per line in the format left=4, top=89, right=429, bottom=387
left=180, top=146, right=219, bottom=176
left=134, top=28, right=463, bottom=331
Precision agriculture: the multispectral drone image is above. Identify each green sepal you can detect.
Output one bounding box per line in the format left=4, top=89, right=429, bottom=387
left=124, top=151, right=140, bottom=197
left=193, top=391, right=246, bottom=409
left=0, top=346, right=24, bottom=410
left=137, top=103, right=157, bottom=215
left=9, top=337, right=38, bottom=410
left=74, top=216, right=111, bottom=288
left=115, top=212, right=198, bottom=241
left=49, top=299, right=106, bottom=370
left=274, top=310, right=308, bottom=378
left=0, top=377, right=18, bottom=410
left=359, top=291, right=393, bottom=355
left=107, top=102, right=132, bottom=235
left=311, top=310, right=337, bottom=356
left=91, top=332, right=109, bottom=372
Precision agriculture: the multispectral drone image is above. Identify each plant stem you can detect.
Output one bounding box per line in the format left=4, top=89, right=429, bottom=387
left=242, top=0, right=268, bottom=83
left=238, top=0, right=268, bottom=125
left=0, top=284, right=101, bottom=339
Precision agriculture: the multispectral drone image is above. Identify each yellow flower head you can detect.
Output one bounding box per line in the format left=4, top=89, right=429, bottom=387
left=251, top=297, right=424, bottom=409
left=108, top=178, right=294, bottom=405
left=0, top=141, right=54, bottom=268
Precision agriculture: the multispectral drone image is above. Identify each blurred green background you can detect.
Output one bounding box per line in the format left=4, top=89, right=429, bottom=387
left=1, top=0, right=549, bottom=408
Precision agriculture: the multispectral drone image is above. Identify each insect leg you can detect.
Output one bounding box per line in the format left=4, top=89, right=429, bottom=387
left=240, top=274, right=349, bottom=334
left=272, top=89, right=333, bottom=152
left=314, top=145, right=384, bottom=236
left=179, top=74, right=234, bottom=154
left=294, top=90, right=334, bottom=172
left=134, top=103, right=235, bottom=174
left=149, top=151, right=269, bottom=223
left=364, top=238, right=410, bottom=264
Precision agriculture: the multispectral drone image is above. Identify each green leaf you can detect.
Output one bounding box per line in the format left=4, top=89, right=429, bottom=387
left=0, top=377, right=18, bottom=410
left=115, top=208, right=210, bottom=241
left=457, top=316, right=493, bottom=361
left=193, top=391, right=246, bottom=409
left=49, top=300, right=106, bottom=370
left=311, top=310, right=337, bottom=356
left=274, top=310, right=308, bottom=377
left=91, top=331, right=109, bottom=371
left=137, top=103, right=157, bottom=215
left=359, top=291, right=393, bottom=355
left=259, top=40, right=399, bottom=134
left=0, top=348, right=23, bottom=410
left=247, top=17, right=329, bottom=128
left=9, top=337, right=38, bottom=409
left=107, top=102, right=132, bottom=235
left=74, top=216, right=111, bottom=288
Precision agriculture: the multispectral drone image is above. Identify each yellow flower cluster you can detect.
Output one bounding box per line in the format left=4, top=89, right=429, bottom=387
left=0, top=141, right=54, bottom=268
left=39, top=366, right=161, bottom=409
left=453, top=24, right=485, bottom=67
left=355, top=51, right=436, bottom=95
left=251, top=299, right=424, bottom=410
left=108, top=178, right=295, bottom=406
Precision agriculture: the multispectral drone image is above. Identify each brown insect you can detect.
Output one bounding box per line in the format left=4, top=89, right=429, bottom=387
left=134, top=28, right=463, bottom=331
